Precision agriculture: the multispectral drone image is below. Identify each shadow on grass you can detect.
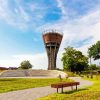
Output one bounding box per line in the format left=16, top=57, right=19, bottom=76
left=60, top=88, right=88, bottom=94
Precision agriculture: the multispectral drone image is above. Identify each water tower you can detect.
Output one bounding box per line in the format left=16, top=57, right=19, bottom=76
left=42, top=30, right=63, bottom=70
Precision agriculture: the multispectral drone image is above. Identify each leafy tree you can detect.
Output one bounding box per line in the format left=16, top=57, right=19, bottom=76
left=88, top=41, right=100, bottom=61
left=19, top=60, right=32, bottom=69
left=61, top=47, right=88, bottom=72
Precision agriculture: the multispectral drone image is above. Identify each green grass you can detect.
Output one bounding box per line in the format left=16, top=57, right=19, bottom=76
left=0, top=78, right=72, bottom=93
left=38, top=76, right=100, bottom=100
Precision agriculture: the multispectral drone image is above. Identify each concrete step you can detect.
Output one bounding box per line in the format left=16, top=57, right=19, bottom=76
left=0, top=70, right=67, bottom=78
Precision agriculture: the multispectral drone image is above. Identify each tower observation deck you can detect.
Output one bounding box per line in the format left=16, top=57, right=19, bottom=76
left=42, top=30, right=63, bottom=70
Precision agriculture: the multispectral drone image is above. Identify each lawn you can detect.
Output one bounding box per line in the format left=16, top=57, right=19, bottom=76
left=0, top=78, right=72, bottom=93
left=38, top=76, right=100, bottom=100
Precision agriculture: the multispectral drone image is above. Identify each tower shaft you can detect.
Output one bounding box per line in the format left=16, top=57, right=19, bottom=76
left=46, top=42, right=59, bottom=70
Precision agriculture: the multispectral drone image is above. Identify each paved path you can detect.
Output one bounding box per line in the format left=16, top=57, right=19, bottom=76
left=0, top=77, right=93, bottom=100
left=69, top=77, right=93, bottom=88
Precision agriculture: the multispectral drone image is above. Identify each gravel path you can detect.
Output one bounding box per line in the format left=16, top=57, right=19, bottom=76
left=0, top=77, right=93, bottom=100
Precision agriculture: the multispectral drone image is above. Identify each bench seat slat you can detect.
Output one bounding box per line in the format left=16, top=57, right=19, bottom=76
left=51, top=82, right=80, bottom=88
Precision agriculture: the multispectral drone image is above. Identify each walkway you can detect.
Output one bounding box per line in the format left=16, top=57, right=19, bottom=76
left=0, top=77, right=93, bottom=100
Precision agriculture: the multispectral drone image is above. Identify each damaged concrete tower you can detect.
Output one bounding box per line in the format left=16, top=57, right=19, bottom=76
left=43, top=30, right=63, bottom=70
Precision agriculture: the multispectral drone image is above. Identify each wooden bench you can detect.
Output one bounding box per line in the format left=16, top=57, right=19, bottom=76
left=51, top=82, right=80, bottom=93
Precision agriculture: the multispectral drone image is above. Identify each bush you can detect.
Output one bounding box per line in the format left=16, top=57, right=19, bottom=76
left=19, top=60, right=32, bottom=69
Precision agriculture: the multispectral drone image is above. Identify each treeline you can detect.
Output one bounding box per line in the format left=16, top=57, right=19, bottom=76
left=61, top=41, right=100, bottom=72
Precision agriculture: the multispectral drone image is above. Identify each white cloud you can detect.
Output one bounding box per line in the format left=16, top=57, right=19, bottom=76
left=0, top=53, right=47, bottom=69
left=0, top=0, right=10, bottom=21
left=0, top=0, right=45, bottom=30
left=0, top=0, right=30, bottom=30
left=0, top=52, right=64, bottom=69
left=13, top=53, right=48, bottom=69
left=0, top=59, right=20, bottom=68
left=56, top=0, right=66, bottom=16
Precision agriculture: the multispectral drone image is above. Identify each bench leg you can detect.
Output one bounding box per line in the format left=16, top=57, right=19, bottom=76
left=76, top=85, right=77, bottom=90
left=61, top=87, right=63, bottom=93
left=57, top=88, right=58, bottom=93
left=71, top=86, right=73, bottom=90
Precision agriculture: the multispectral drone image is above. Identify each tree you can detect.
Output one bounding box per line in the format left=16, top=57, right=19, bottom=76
left=19, top=60, right=32, bottom=69
left=88, top=41, right=100, bottom=61
left=61, top=47, right=88, bottom=72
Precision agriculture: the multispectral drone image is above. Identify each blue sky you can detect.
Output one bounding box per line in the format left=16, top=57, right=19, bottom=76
left=0, top=0, right=100, bottom=68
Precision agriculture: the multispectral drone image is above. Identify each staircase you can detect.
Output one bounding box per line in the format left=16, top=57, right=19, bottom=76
left=0, top=70, right=67, bottom=78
